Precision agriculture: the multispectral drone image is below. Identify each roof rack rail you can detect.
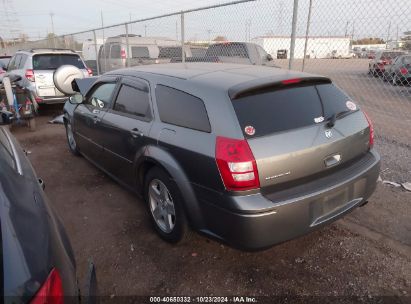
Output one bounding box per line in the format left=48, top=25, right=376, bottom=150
left=29, top=48, right=77, bottom=53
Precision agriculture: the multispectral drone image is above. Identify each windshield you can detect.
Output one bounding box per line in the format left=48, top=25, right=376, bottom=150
left=207, top=43, right=248, bottom=58
left=32, top=54, right=85, bottom=70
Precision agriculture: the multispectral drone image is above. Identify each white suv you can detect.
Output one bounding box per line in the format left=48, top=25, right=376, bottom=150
left=5, top=48, right=92, bottom=104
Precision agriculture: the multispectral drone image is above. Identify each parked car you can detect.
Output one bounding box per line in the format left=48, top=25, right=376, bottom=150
left=98, top=35, right=183, bottom=73
left=4, top=48, right=92, bottom=104
left=58, top=63, right=380, bottom=250
left=277, top=49, right=288, bottom=59
left=82, top=38, right=105, bottom=75
left=173, top=42, right=276, bottom=66
left=368, top=50, right=406, bottom=76
left=383, top=54, right=411, bottom=85
left=0, top=112, right=97, bottom=301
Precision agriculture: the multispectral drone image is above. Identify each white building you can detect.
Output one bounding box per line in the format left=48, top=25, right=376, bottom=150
left=252, top=36, right=351, bottom=59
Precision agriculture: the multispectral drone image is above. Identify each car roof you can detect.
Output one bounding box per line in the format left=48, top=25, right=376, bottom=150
left=17, top=48, right=78, bottom=55
left=107, top=63, right=327, bottom=92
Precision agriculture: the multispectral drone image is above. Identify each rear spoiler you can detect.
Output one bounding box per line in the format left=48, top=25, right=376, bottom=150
left=71, top=77, right=98, bottom=96
left=228, top=76, right=332, bottom=100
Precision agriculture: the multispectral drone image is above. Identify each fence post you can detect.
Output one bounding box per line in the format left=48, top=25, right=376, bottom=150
left=289, top=0, right=299, bottom=70
left=181, top=12, right=185, bottom=64
left=93, top=30, right=100, bottom=75
left=302, top=0, right=313, bottom=71
left=125, top=23, right=130, bottom=68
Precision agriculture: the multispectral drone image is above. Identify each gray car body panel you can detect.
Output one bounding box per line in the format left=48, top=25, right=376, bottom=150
left=64, top=63, right=380, bottom=249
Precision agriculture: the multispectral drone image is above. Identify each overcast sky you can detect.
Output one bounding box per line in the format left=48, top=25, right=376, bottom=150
left=1, top=0, right=410, bottom=42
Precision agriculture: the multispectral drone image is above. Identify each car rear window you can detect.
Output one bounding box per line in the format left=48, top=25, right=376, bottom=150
left=159, top=47, right=182, bottom=58
left=232, top=83, right=355, bottom=138
left=155, top=85, right=211, bottom=132
left=207, top=44, right=248, bottom=58
left=131, top=47, right=149, bottom=58
left=32, top=54, right=85, bottom=70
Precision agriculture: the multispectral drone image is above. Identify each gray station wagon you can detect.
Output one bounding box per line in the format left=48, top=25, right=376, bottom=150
left=61, top=63, right=380, bottom=250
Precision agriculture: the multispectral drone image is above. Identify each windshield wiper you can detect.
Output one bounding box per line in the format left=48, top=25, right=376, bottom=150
left=326, top=110, right=353, bottom=128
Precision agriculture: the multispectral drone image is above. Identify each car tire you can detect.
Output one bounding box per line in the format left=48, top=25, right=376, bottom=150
left=65, top=120, right=81, bottom=156
left=144, top=167, right=191, bottom=243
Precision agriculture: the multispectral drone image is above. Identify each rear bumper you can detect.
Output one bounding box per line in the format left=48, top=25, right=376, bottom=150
left=198, top=150, right=380, bottom=250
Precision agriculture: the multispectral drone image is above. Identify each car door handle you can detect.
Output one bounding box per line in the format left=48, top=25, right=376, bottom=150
left=130, top=128, right=143, bottom=138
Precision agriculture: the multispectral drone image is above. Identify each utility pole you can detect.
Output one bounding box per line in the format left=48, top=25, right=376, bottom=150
left=144, top=25, right=147, bottom=37
left=351, top=21, right=355, bottom=41
left=50, top=12, right=56, bottom=47
left=101, top=10, right=106, bottom=72
left=207, top=29, right=212, bottom=44
left=344, top=21, right=349, bottom=37
left=386, top=21, right=391, bottom=43
left=129, top=13, right=132, bottom=33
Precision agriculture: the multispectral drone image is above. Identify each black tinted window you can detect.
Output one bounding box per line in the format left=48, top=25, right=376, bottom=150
left=111, top=45, right=121, bottom=58
left=131, top=47, right=149, bottom=58
left=316, top=84, right=352, bottom=118
left=233, top=86, right=323, bottom=137
left=114, top=84, right=151, bottom=118
left=159, top=47, right=182, bottom=58
left=207, top=43, right=248, bottom=58
left=18, top=54, right=27, bottom=68
left=32, top=54, right=85, bottom=70
left=155, top=85, right=211, bottom=132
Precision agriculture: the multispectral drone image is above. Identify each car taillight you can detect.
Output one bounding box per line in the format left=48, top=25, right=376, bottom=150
left=120, top=49, right=126, bottom=59
left=86, top=67, right=93, bottom=76
left=282, top=78, right=301, bottom=85
left=400, top=67, right=408, bottom=75
left=215, top=136, right=260, bottom=191
left=25, top=69, right=35, bottom=82
left=30, top=268, right=64, bottom=304
left=363, top=111, right=374, bottom=148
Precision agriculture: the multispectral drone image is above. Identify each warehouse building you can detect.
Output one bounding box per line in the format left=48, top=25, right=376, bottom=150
left=252, top=36, right=351, bottom=59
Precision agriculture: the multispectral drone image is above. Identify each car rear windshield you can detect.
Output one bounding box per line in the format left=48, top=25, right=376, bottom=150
left=131, top=46, right=149, bottom=58
left=159, top=47, right=183, bottom=58
left=232, top=83, right=354, bottom=138
left=32, top=54, right=85, bottom=70
left=207, top=43, right=248, bottom=58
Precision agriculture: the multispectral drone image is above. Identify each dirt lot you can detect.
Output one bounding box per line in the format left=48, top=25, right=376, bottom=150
left=11, top=61, right=411, bottom=303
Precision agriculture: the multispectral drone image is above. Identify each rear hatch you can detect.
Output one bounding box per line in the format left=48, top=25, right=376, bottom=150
left=32, top=53, right=87, bottom=97
left=230, top=79, right=371, bottom=191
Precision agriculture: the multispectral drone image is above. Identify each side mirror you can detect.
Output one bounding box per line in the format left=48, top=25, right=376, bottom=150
left=53, top=65, right=84, bottom=95
left=0, top=109, right=14, bottom=125
left=267, top=54, right=273, bottom=61
left=69, top=94, right=84, bottom=104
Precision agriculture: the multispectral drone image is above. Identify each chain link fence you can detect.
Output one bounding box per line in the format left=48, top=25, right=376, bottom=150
left=1, top=0, right=411, bottom=181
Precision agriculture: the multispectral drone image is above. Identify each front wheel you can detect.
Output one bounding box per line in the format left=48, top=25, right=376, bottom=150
left=144, top=167, right=191, bottom=243
left=65, top=120, right=80, bottom=156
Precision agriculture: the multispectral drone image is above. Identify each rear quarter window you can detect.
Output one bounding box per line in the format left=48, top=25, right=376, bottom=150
left=155, top=85, right=211, bottom=133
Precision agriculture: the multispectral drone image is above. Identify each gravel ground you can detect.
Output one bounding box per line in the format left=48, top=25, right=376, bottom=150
left=11, top=61, right=411, bottom=303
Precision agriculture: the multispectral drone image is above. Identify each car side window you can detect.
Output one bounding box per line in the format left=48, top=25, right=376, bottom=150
left=0, top=129, right=16, bottom=170
left=18, top=54, right=27, bottom=69
left=86, top=83, right=116, bottom=109
left=113, top=84, right=151, bottom=119
left=155, top=85, right=211, bottom=132
left=7, top=54, right=20, bottom=70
